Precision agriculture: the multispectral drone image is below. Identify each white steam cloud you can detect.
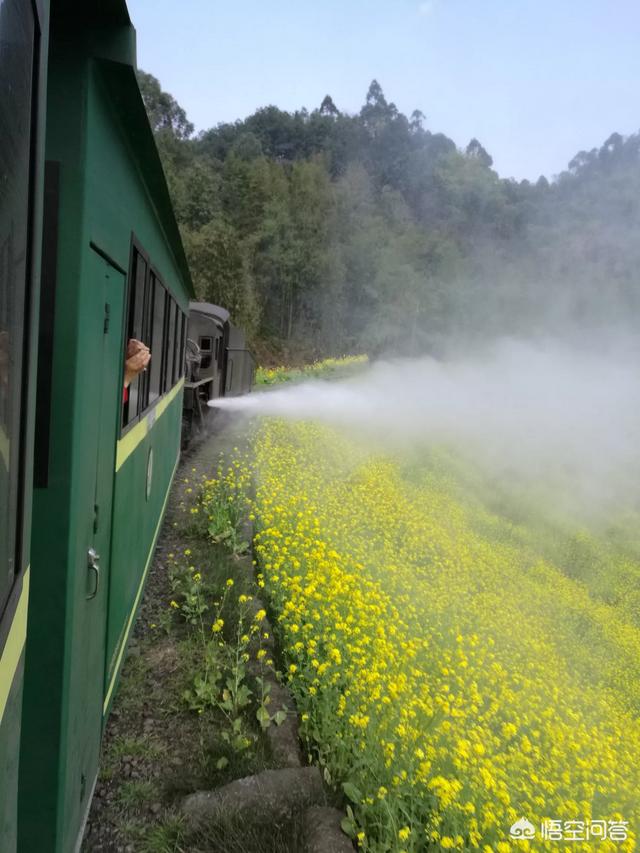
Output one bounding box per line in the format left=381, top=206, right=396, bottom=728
left=211, top=338, right=640, bottom=520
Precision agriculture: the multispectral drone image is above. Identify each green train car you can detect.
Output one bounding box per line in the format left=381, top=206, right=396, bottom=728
left=0, top=1, right=196, bottom=850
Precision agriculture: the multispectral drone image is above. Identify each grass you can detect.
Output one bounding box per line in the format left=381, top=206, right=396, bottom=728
left=137, top=819, right=186, bottom=853
left=125, top=811, right=307, bottom=853
left=117, top=780, right=159, bottom=810
left=112, top=651, right=154, bottom=715
left=190, top=813, right=307, bottom=852
left=110, top=735, right=163, bottom=760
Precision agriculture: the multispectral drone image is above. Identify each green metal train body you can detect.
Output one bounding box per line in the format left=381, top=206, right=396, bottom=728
left=0, top=2, right=204, bottom=849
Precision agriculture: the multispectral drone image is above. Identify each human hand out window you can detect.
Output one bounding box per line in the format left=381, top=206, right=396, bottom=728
left=124, top=338, right=150, bottom=388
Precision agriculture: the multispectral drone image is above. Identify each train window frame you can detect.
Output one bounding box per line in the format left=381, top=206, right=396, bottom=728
left=0, top=0, right=40, bottom=618
left=171, top=304, right=180, bottom=385
left=146, top=268, right=167, bottom=408
left=175, top=309, right=182, bottom=382
left=179, top=312, right=186, bottom=379
left=121, top=236, right=150, bottom=432
left=120, top=235, right=188, bottom=438
left=162, top=297, right=176, bottom=394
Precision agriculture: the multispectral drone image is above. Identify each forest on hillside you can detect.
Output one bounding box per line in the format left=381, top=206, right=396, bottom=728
left=139, top=72, right=640, bottom=360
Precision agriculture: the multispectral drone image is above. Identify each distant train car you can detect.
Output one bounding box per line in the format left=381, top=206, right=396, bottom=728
left=0, top=1, right=194, bottom=850
left=183, top=301, right=255, bottom=438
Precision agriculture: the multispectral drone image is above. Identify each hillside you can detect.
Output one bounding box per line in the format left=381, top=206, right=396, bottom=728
left=139, top=72, right=640, bottom=360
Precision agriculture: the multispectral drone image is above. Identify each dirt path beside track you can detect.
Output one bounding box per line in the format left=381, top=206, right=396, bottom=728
left=82, top=415, right=345, bottom=853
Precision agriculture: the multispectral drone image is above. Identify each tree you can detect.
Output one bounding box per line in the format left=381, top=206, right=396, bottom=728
left=410, top=109, right=426, bottom=133
left=466, top=138, right=493, bottom=169
left=319, top=95, right=339, bottom=117
left=137, top=70, right=193, bottom=139
left=182, top=221, right=259, bottom=334
left=137, top=67, right=640, bottom=358
left=360, top=79, right=397, bottom=136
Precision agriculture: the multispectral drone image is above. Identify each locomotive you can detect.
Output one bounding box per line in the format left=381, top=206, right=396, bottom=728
left=0, top=1, right=252, bottom=851
left=183, top=302, right=255, bottom=441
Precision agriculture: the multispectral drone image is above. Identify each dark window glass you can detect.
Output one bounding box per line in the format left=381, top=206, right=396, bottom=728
left=163, top=299, right=176, bottom=392
left=148, top=274, right=165, bottom=406
left=0, top=0, right=35, bottom=610
left=122, top=246, right=148, bottom=425
left=199, top=335, right=212, bottom=370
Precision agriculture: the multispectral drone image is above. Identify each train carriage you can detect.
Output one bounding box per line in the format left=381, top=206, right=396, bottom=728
left=0, top=1, right=193, bottom=850
left=183, top=302, right=229, bottom=436
left=0, top=0, right=49, bottom=848
left=183, top=302, right=255, bottom=438
left=0, top=2, right=255, bottom=849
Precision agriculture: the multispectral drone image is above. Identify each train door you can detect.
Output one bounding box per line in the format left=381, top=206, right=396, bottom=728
left=218, top=322, right=229, bottom=397
left=67, top=249, right=125, bottom=845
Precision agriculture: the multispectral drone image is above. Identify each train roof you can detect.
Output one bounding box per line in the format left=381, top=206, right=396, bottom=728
left=53, top=0, right=194, bottom=297
left=189, top=302, right=231, bottom=323
left=53, top=0, right=131, bottom=25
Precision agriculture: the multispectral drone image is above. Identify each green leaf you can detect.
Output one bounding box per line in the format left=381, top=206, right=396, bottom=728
left=340, top=816, right=357, bottom=839
left=342, top=781, right=363, bottom=804
left=236, top=685, right=252, bottom=709
left=273, top=709, right=287, bottom=726
left=256, top=706, right=271, bottom=729
left=215, top=756, right=229, bottom=770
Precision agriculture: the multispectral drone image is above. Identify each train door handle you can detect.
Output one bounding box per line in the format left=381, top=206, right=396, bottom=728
left=86, top=548, right=100, bottom=599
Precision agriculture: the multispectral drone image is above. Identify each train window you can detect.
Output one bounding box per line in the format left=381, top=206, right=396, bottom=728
left=147, top=274, right=166, bottom=406
left=122, top=244, right=149, bottom=426
left=163, top=298, right=176, bottom=393
left=199, top=336, right=212, bottom=370
left=0, top=0, right=36, bottom=610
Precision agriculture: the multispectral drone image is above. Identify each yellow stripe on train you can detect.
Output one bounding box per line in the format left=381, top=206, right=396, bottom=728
left=115, top=378, right=184, bottom=471
left=0, top=568, right=30, bottom=726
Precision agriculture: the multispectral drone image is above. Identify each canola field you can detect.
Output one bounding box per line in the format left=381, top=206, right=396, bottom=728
left=255, top=354, right=368, bottom=386
left=250, top=419, right=640, bottom=852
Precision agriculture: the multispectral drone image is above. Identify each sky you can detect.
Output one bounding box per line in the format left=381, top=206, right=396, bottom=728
left=127, top=0, right=640, bottom=181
